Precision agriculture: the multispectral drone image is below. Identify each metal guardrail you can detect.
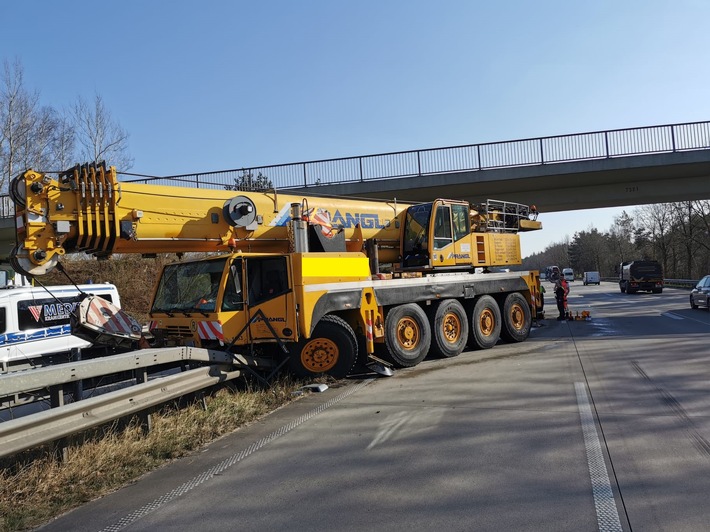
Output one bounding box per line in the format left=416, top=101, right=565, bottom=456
left=0, top=364, right=241, bottom=458
left=0, top=346, right=236, bottom=398
left=117, top=120, right=710, bottom=190
left=600, top=278, right=699, bottom=289
left=1, top=120, right=709, bottom=211
left=0, top=346, right=276, bottom=457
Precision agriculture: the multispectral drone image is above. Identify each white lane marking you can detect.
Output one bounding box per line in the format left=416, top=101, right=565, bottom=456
left=575, top=382, right=623, bottom=532
left=100, top=379, right=374, bottom=532
left=663, top=312, right=684, bottom=320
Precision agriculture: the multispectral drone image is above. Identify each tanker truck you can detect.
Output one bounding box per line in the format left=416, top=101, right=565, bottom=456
left=10, top=162, right=543, bottom=378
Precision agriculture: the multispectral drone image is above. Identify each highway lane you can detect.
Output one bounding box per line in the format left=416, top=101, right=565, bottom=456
left=38, top=283, right=710, bottom=532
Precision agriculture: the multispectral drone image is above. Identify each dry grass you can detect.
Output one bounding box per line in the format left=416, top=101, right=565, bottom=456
left=0, top=376, right=318, bottom=532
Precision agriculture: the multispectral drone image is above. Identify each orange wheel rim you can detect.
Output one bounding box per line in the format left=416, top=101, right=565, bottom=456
left=442, top=312, right=462, bottom=343
left=396, top=317, right=420, bottom=350
left=509, top=303, right=525, bottom=331
left=479, top=309, right=495, bottom=336
left=301, top=338, right=338, bottom=372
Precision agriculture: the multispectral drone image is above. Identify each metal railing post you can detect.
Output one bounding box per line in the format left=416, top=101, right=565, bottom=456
left=671, top=125, right=676, bottom=152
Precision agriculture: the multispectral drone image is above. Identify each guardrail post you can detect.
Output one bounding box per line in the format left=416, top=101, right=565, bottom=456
left=359, top=157, right=364, bottom=182
left=71, top=348, right=83, bottom=402
left=134, top=368, right=153, bottom=434
left=604, top=131, right=610, bottom=158
left=539, top=138, right=544, bottom=164
left=49, top=385, right=70, bottom=461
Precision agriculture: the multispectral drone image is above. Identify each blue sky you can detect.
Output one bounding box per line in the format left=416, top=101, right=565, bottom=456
left=2, top=0, right=709, bottom=256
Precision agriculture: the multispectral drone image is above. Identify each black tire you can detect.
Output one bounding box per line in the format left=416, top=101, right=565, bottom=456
left=383, top=303, right=431, bottom=368
left=620, top=282, right=626, bottom=294
left=690, top=296, right=698, bottom=309
left=468, top=295, right=501, bottom=349
left=428, top=299, right=468, bottom=358
left=500, top=292, right=531, bottom=343
left=288, top=315, right=357, bottom=378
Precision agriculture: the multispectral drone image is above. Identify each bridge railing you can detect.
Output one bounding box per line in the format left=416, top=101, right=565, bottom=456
left=2, top=121, right=710, bottom=203
left=118, top=120, right=710, bottom=190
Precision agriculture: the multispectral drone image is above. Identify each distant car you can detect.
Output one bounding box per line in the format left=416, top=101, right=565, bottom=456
left=562, top=268, right=574, bottom=282
left=690, top=275, right=710, bottom=310
left=583, top=271, right=600, bottom=285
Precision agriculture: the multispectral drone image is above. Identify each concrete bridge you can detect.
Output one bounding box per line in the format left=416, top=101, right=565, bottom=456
left=3, top=120, right=710, bottom=261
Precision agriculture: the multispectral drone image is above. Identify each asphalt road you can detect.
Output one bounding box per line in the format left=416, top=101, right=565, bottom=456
left=39, top=282, right=710, bottom=532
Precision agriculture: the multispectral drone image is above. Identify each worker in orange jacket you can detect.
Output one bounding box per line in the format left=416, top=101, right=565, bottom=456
left=554, top=274, right=570, bottom=321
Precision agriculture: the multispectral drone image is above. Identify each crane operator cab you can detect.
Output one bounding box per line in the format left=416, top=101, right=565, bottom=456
left=401, top=199, right=541, bottom=271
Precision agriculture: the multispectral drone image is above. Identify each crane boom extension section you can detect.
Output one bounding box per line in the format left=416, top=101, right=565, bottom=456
left=10, top=163, right=409, bottom=275
left=9, top=162, right=544, bottom=379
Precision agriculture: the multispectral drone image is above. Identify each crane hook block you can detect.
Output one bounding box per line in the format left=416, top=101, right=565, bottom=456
left=223, top=196, right=258, bottom=229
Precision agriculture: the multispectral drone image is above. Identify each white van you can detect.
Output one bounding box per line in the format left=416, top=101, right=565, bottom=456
left=0, top=284, right=121, bottom=372
left=562, top=268, right=574, bottom=282
left=583, top=271, right=601, bottom=285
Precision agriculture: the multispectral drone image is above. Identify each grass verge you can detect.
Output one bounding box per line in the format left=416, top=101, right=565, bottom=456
left=0, top=375, right=329, bottom=532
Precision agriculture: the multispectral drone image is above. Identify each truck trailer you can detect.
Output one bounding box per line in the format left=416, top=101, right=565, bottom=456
left=619, top=260, right=663, bottom=294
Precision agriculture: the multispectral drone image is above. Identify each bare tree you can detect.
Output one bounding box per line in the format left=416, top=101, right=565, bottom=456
left=608, top=210, right=636, bottom=265
left=1, top=59, right=81, bottom=193
left=0, top=59, right=39, bottom=191
left=634, top=203, right=674, bottom=274
left=73, top=93, right=133, bottom=171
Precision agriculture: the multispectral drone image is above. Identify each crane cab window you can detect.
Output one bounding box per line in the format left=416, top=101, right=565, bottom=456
left=433, top=205, right=452, bottom=250
left=247, top=257, right=288, bottom=305
left=221, top=259, right=244, bottom=311
left=402, top=203, right=432, bottom=268
left=452, top=204, right=470, bottom=241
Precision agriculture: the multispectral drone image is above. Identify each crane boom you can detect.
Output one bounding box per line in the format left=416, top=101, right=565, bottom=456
left=10, top=163, right=410, bottom=276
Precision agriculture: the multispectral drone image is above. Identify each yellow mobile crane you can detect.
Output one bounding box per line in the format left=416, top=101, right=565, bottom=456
left=10, top=163, right=542, bottom=377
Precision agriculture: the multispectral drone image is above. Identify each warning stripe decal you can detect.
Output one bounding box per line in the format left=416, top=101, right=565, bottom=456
left=197, top=321, right=224, bottom=341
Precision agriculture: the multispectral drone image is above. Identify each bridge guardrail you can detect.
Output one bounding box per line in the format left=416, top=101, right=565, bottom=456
left=2, top=121, right=709, bottom=207
left=119, top=120, right=710, bottom=190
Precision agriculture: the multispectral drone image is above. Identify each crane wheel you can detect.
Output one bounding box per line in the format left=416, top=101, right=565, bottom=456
left=383, top=303, right=431, bottom=368
left=288, top=315, right=357, bottom=378
left=500, top=292, right=531, bottom=343
left=468, top=295, right=501, bottom=349
left=428, top=299, right=468, bottom=358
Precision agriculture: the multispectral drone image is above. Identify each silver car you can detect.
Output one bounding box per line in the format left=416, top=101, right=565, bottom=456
left=690, top=275, right=710, bottom=310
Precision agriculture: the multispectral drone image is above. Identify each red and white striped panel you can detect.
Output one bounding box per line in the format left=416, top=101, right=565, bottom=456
left=82, top=296, right=141, bottom=338
left=197, top=321, right=224, bottom=342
